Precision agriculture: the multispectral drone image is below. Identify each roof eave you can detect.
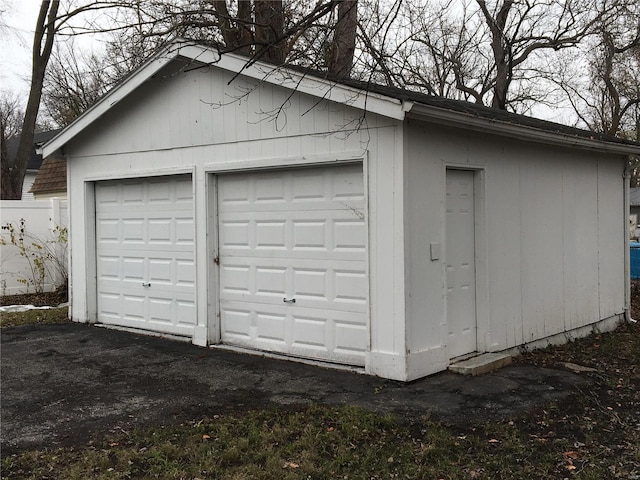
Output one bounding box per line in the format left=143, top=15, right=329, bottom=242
left=42, top=39, right=636, bottom=159
left=200, top=46, right=405, bottom=121
left=407, top=102, right=639, bottom=157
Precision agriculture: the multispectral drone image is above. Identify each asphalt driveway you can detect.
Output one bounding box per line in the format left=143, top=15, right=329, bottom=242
left=1, top=322, right=589, bottom=454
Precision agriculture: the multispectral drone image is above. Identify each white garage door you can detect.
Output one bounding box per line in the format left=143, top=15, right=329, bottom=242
left=95, top=175, right=196, bottom=336
left=218, top=164, right=369, bottom=366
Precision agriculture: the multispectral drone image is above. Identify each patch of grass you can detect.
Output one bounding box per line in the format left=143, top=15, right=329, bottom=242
left=0, top=306, right=69, bottom=328
left=2, top=402, right=634, bottom=480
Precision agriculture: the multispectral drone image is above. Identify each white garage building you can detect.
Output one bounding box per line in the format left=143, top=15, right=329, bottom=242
left=43, top=42, right=639, bottom=381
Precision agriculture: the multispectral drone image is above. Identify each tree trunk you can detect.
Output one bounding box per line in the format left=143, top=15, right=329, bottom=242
left=0, top=116, right=10, bottom=198
left=327, top=0, right=357, bottom=77
left=254, top=0, right=285, bottom=63
left=1, top=1, right=59, bottom=200
left=477, top=0, right=513, bottom=110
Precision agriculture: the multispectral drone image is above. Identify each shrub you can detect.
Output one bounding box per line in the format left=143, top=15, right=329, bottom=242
left=1, top=218, right=68, bottom=294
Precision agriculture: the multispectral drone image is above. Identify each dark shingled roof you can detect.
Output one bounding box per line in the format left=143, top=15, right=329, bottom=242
left=274, top=58, right=639, bottom=149
left=342, top=78, right=640, bottom=149
left=5, top=129, right=62, bottom=170
left=29, top=157, right=67, bottom=195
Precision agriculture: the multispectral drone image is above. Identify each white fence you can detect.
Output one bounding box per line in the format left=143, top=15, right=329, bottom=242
left=0, top=199, right=69, bottom=296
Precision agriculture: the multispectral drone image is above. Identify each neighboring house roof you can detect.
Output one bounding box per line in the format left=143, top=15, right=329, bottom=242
left=6, top=129, right=62, bottom=171
left=29, top=157, right=67, bottom=195
left=43, top=41, right=640, bottom=159
left=630, top=188, right=640, bottom=206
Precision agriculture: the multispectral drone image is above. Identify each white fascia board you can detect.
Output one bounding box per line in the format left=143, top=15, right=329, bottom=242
left=177, top=44, right=406, bottom=121
left=42, top=43, right=189, bottom=158
left=408, top=103, right=640, bottom=157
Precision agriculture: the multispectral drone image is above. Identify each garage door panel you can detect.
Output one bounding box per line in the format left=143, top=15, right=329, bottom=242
left=219, top=166, right=365, bottom=204
left=219, top=213, right=365, bottom=255
left=220, top=250, right=365, bottom=262
left=96, top=175, right=195, bottom=336
left=97, top=215, right=193, bottom=245
left=218, top=164, right=368, bottom=366
left=218, top=197, right=365, bottom=213
left=98, top=202, right=194, bottom=213
left=220, top=259, right=367, bottom=313
left=98, top=245, right=193, bottom=256
left=220, top=300, right=367, bottom=364
left=122, top=294, right=145, bottom=320
left=148, top=296, right=172, bottom=320
left=98, top=292, right=121, bottom=317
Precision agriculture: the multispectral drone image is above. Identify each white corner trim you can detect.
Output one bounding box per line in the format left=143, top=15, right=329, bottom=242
left=405, top=346, right=448, bottom=381
left=192, top=325, right=208, bottom=347
left=367, top=351, right=408, bottom=381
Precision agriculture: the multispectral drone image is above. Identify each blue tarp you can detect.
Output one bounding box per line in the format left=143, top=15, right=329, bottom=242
left=631, top=242, right=640, bottom=279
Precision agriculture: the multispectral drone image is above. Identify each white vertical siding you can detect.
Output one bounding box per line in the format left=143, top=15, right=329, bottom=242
left=519, top=155, right=565, bottom=342
left=60, top=56, right=627, bottom=381
left=64, top=63, right=409, bottom=380
left=484, top=158, right=522, bottom=350
left=404, top=122, right=447, bottom=360
left=598, top=158, right=625, bottom=318
left=405, top=121, right=626, bottom=378
left=561, top=155, right=599, bottom=332
left=21, top=172, right=37, bottom=200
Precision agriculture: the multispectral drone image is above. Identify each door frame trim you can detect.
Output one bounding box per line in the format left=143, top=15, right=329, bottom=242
left=444, top=165, right=490, bottom=356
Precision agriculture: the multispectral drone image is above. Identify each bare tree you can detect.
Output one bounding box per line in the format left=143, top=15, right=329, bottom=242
left=1, top=1, right=134, bottom=199
left=476, top=0, right=605, bottom=110
left=1, top=95, right=24, bottom=196
left=43, top=43, right=113, bottom=127
left=1, top=0, right=359, bottom=200
left=384, top=1, right=493, bottom=100
left=381, top=0, right=609, bottom=113
left=121, top=1, right=356, bottom=68
left=327, top=0, right=357, bottom=77
left=1, top=1, right=60, bottom=199
left=0, top=95, right=23, bottom=141
left=555, top=0, right=639, bottom=137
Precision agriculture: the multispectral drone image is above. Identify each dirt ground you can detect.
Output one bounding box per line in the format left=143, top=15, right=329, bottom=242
left=0, top=286, right=67, bottom=308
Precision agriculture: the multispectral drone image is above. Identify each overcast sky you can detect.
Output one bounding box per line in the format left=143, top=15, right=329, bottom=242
left=1, top=1, right=577, bottom=126
left=1, top=1, right=104, bottom=102
left=1, top=1, right=43, bottom=99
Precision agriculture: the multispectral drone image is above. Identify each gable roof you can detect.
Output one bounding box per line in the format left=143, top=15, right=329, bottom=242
left=29, top=157, right=67, bottom=195
left=43, top=41, right=640, bottom=159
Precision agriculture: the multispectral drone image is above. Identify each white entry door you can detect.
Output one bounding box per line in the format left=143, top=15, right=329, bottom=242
left=95, top=175, right=196, bottom=336
left=445, top=169, right=477, bottom=358
left=217, top=164, right=368, bottom=366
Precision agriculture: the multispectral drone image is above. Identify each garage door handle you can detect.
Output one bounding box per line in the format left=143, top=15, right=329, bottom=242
left=142, top=282, right=151, bottom=287
left=283, top=297, right=296, bottom=304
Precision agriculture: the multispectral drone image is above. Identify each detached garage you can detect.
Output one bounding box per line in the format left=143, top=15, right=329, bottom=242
left=43, top=41, right=639, bottom=381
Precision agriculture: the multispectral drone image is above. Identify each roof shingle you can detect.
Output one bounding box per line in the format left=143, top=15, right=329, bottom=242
left=29, top=157, right=66, bottom=195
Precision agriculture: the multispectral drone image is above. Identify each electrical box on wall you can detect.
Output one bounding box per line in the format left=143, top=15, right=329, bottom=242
left=430, top=242, right=441, bottom=261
